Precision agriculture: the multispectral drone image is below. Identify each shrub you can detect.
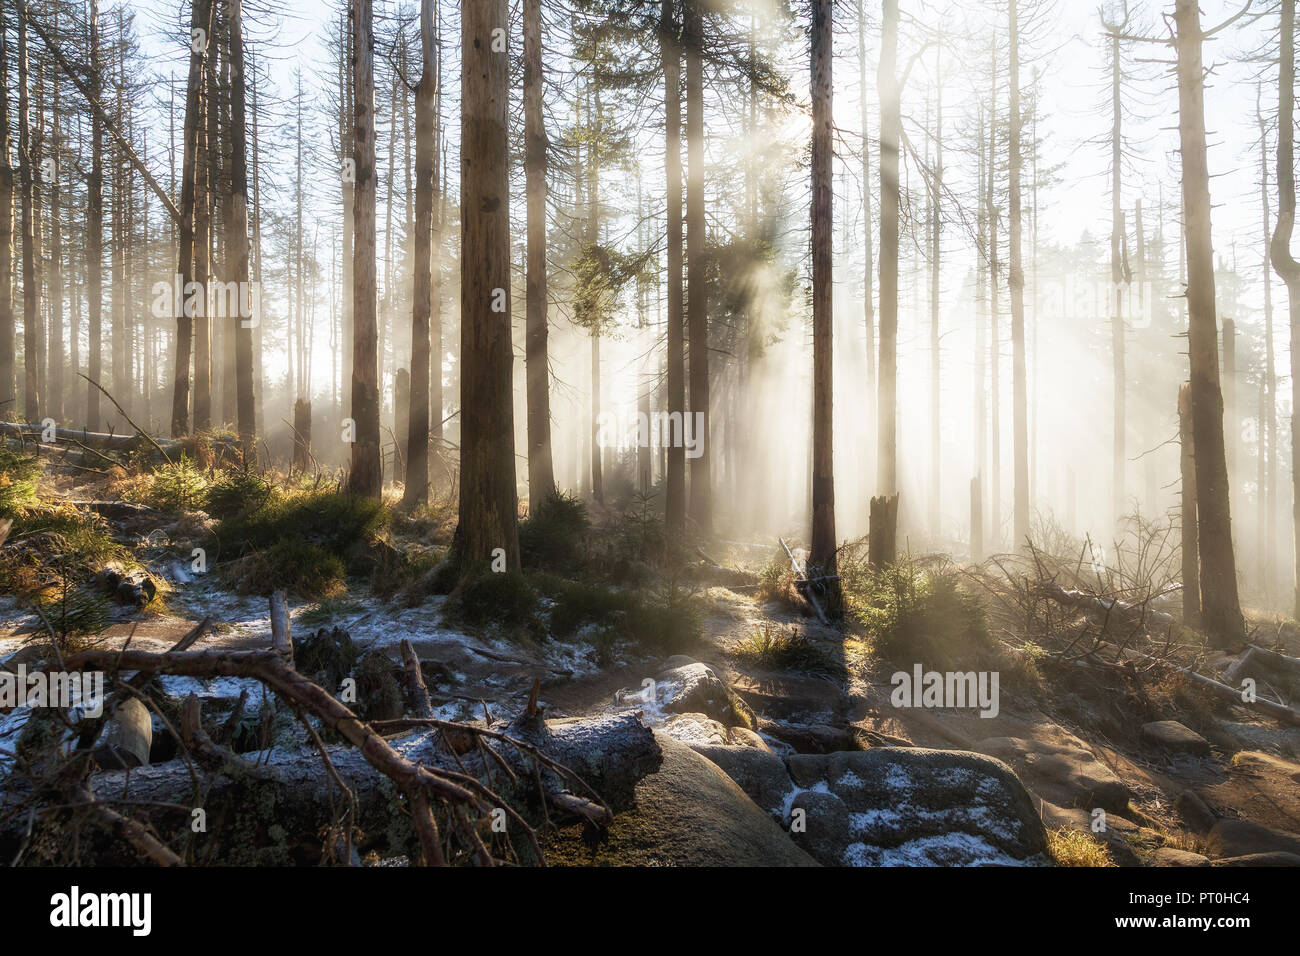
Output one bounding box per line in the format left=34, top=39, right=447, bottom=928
left=519, top=490, right=589, bottom=572
left=847, top=560, right=991, bottom=671
left=227, top=540, right=347, bottom=600
left=444, top=570, right=543, bottom=640
left=141, top=455, right=208, bottom=512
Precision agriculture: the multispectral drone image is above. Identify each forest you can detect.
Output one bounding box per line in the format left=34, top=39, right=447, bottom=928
left=0, top=0, right=1298, bottom=876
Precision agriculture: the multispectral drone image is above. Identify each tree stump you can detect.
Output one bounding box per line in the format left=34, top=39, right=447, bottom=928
left=869, top=493, right=900, bottom=567
left=292, top=397, right=312, bottom=473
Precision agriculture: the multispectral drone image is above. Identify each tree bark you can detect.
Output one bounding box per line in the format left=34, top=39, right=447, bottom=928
left=1009, top=1, right=1028, bottom=549
left=228, top=0, right=255, bottom=459
left=347, top=0, right=381, bottom=495
left=1175, top=0, right=1244, bottom=648
left=877, top=0, right=899, bottom=500
left=405, top=0, right=437, bottom=508
left=661, top=0, right=686, bottom=533
left=523, top=0, right=554, bottom=504
left=1179, top=383, right=1200, bottom=625
left=16, top=1, right=39, bottom=423
left=0, top=1, right=14, bottom=410
left=453, top=0, right=520, bottom=573
left=684, top=0, right=710, bottom=533
left=809, top=0, right=838, bottom=609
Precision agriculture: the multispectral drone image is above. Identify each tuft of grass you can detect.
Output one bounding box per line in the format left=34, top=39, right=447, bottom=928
left=533, top=573, right=702, bottom=655
left=1046, top=828, right=1116, bottom=867
left=733, top=623, right=842, bottom=675
left=0, top=441, right=41, bottom=517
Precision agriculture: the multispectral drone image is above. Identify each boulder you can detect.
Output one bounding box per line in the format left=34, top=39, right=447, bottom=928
left=786, top=748, right=1048, bottom=866
left=659, top=713, right=727, bottom=745
left=542, top=734, right=817, bottom=866
left=1149, top=847, right=1210, bottom=867
left=688, top=743, right=794, bottom=816
left=730, top=672, right=848, bottom=724
left=761, top=720, right=858, bottom=754
left=727, top=727, right=773, bottom=751
left=789, top=790, right=851, bottom=866
left=977, top=734, right=1131, bottom=813
left=1205, top=819, right=1300, bottom=860
left=1141, top=720, right=1210, bottom=756
left=1173, top=790, right=1217, bottom=834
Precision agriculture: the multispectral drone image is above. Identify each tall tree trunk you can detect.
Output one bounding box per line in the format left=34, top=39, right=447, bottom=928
left=86, top=0, right=103, bottom=430
left=47, top=33, right=62, bottom=425
left=1259, top=98, right=1278, bottom=596
left=523, top=0, right=554, bottom=504
left=1176, top=0, right=1244, bottom=647
left=876, top=0, right=899, bottom=502
left=929, top=49, right=942, bottom=540
left=661, top=0, right=686, bottom=533
left=856, top=0, right=874, bottom=482
left=1009, top=1, right=1028, bottom=549
left=453, top=0, right=520, bottom=573
left=16, top=0, right=39, bottom=422
left=405, top=0, right=437, bottom=508
left=347, top=0, right=381, bottom=496
left=987, top=51, right=1000, bottom=549
left=227, top=0, right=255, bottom=458
left=684, top=0, right=709, bottom=532
left=1179, top=383, right=1200, bottom=625
left=1272, top=0, right=1300, bottom=621
left=810, top=0, right=838, bottom=607
left=193, top=35, right=214, bottom=433
left=171, top=0, right=213, bottom=437
left=0, top=1, right=14, bottom=409
left=1110, top=29, right=1125, bottom=528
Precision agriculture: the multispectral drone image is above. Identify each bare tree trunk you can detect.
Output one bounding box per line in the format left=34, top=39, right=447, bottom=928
left=453, top=0, right=520, bottom=573
left=1179, top=384, right=1200, bottom=625
left=1176, top=0, right=1244, bottom=647
left=227, top=0, right=255, bottom=458
left=47, top=34, right=62, bottom=425
left=1109, top=27, right=1125, bottom=529
left=929, top=47, right=942, bottom=540
left=523, top=0, right=553, bottom=504
left=347, top=0, right=381, bottom=496
left=684, top=0, right=709, bottom=532
left=193, top=33, right=215, bottom=433
left=1009, top=1, right=1028, bottom=549
left=877, top=0, right=899, bottom=506
left=405, top=0, right=437, bottom=508
left=1259, top=98, right=1278, bottom=597
left=171, top=0, right=213, bottom=438
left=86, top=0, right=103, bottom=431
left=0, top=1, right=13, bottom=409
left=16, top=0, right=39, bottom=422
left=856, top=0, right=874, bottom=484
left=809, top=0, right=838, bottom=611
left=1273, top=0, right=1300, bottom=621
left=661, top=0, right=686, bottom=533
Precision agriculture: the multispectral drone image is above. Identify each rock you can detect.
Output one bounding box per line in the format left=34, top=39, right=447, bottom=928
left=1174, top=790, right=1217, bottom=834
left=94, top=697, right=152, bottom=769
left=789, top=790, right=850, bottom=866
left=730, top=672, right=848, bottom=724
left=761, top=720, right=858, bottom=754
left=1141, top=720, right=1210, bottom=756
left=1150, top=847, right=1210, bottom=867
left=1205, top=819, right=1300, bottom=859
left=727, top=727, right=773, bottom=751
left=976, top=734, right=1131, bottom=813
left=688, top=743, right=794, bottom=816
left=786, top=748, right=1048, bottom=865
left=1212, top=851, right=1300, bottom=867
left=542, top=734, right=818, bottom=866
left=660, top=713, right=727, bottom=745
left=654, top=661, right=749, bottom=727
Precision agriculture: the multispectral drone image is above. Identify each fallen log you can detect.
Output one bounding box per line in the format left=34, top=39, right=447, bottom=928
left=5, top=644, right=661, bottom=865
left=779, top=537, right=829, bottom=625
left=1035, top=581, right=1175, bottom=628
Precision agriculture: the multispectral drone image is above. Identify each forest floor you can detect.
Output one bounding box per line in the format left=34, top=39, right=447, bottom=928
left=2, top=440, right=1300, bottom=866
